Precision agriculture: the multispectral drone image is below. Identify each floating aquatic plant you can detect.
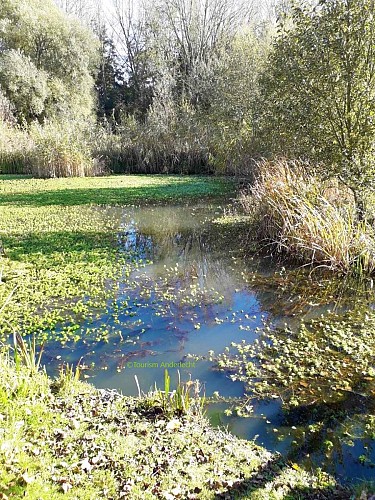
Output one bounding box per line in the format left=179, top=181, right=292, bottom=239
left=214, top=308, right=375, bottom=409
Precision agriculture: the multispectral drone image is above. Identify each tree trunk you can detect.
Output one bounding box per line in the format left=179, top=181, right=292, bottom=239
left=353, top=190, right=366, bottom=222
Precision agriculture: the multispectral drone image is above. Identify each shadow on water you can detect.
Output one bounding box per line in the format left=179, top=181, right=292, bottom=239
left=209, top=393, right=374, bottom=498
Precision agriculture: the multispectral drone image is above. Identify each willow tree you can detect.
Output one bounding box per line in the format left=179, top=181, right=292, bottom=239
left=0, top=0, right=98, bottom=123
left=261, top=0, right=375, bottom=218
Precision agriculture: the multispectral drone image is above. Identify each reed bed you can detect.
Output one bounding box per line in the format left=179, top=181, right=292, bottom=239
left=242, top=159, right=375, bottom=275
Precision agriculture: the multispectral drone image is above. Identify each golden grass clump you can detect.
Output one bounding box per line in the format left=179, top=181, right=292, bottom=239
left=0, top=120, right=33, bottom=174
left=29, top=120, right=94, bottom=178
left=242, top=159, right=375, bottom=275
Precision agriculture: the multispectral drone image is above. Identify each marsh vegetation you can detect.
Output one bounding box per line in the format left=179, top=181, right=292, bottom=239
left=1, top=0, right=375, bottom=498
left=0, top=175, right=374, bottom=499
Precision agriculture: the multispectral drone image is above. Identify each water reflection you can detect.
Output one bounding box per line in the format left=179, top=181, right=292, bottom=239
left=40, top=201, right=374, bottom=485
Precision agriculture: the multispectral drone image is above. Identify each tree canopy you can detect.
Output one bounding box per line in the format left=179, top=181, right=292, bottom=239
left=260, top=0, right=375, bottom=214
left=0, top=0, right=98, bottom=123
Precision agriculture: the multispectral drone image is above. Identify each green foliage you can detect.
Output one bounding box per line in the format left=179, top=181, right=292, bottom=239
left=0, top=348, right=334, bottom=500
left=135, top=368, right=206, bottom=420
left=260, top=0, right=375, bottom=212
left=97, top=25, right=268, bottom=176
left=0, top=174, right=231, bottom=206
left=0, top=50, right=48, bottom=122
left=91, top=0, right=271, bottom=175
left=0, top=0, right=99, bottom=177
left=207, top=28, right=269, bottom=174
left=55, top=362, right=84, bottom=398
left=151, top=369, right=204, bottom=416
left=94, top=27, right=125, bottom=122
left=0, top=0, right=270, bottom=177
left=0, top=0, right=98, bottom=123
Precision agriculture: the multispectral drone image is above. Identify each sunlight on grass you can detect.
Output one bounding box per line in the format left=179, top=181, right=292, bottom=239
left=0, top=175, right=233, bottom=206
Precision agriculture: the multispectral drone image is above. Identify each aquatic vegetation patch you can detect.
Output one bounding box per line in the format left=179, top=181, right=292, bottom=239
left=0, top=175, right=233, bottom=207
left=0, top=205, right=144, bottom=343
left=268, top=392, right=375, bottom=473
left=208, top=308, right=375, bottom=485
left=213, top=309, right=375, bottom=409
left=0, top=175, right=234, bottom=345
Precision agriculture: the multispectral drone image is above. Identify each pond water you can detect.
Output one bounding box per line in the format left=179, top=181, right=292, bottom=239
left=42, top=201, right=375, bottom=486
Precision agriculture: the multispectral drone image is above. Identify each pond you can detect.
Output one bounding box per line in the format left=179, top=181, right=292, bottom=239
left=40, top=200, right=375, bottom=487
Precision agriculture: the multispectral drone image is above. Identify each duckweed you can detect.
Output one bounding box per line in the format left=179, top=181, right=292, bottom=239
left=214, top=308, right=375, bottom=408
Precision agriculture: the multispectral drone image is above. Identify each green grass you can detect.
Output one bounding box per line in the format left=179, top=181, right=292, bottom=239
left=0, top=350, right=347, bottom=499
left=0, top=174, right=32, bottom=180
left=0, top=175, right=233, bottom=206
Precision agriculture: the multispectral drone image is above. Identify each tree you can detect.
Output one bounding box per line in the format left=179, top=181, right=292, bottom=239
left=94, top=25, right=124, bottom=121
left=54, top=0, right=100, bottom=23
left=260, top=0, right=375, bottom=218
left=0, top=50, right=49, bottom=122
left=206, top=27, right=269, bottom=172
left=149, top=0, right=255, bottom=108
left=0, top=0, right=98, bottom=123
left=110, top=0, right=154, bottom=118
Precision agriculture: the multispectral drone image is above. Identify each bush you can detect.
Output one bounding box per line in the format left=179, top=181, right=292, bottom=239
left=242, top=159, right=375, bottom=275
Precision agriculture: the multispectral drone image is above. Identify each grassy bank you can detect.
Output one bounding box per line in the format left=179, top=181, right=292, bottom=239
left=0, top=350, right=348, bottom=499
left=0, top=175, right=232, bottom=344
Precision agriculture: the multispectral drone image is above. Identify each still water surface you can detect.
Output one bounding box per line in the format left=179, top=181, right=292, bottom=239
left=44, top=201, right=375, bottom=486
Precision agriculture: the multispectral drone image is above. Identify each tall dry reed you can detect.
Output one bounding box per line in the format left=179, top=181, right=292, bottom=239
left=242, top=159, right=375, bottom=275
